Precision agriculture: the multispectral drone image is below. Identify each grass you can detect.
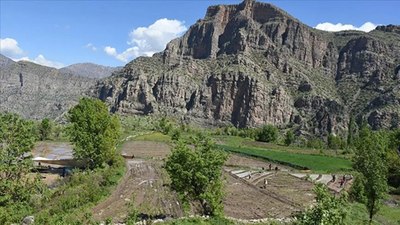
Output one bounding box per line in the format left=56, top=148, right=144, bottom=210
left=216, top=135, right=350, bottom=158
left=346, top=203, right=400, bottom=225
left=219, top=144, right=352, bottom=172
left=133, top=132, right=171, bottom=142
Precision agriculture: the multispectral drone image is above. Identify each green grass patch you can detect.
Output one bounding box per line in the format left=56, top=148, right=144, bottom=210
left=33, top=157, right=125, bottom=224
left=346, top=202, right=400, bottom=225
left=215, top=135, right=350, bottom=158
left=133, top=132, right=171, bottom=142
left=219, top=144, right=352, bottom=172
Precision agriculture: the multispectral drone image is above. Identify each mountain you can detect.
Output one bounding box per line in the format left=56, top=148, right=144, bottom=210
left=0, top=54, right=16, bottom=68
left=0, top=56, right=96, bottom=120
left=60, top=63, right=121, bottom=79
left=95, top=0, right=400, bottom=137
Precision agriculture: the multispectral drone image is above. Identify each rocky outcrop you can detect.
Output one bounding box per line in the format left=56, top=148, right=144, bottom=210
left=97, top=1, right=398, bottom=136
left=0, top=58, right=95, bottom=120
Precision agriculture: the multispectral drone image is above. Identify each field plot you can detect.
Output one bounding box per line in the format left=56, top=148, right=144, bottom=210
left=93, top=141, right=182, bottom=223
left=220, top=145, right=352, bottom=172
left=92, top=140, right=324, bottom=222
left=121, top=141, right=171, bottom=159
left=223, top=155, right=315, bottom=219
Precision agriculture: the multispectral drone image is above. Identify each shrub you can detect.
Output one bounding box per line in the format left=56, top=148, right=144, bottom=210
left=328, top=134, right=343, bottom=150
left=256, top=125, right=278, bottom=143
left=306, top=138, right=326, bottom=149
left=284, top=130, right=295, bottom=146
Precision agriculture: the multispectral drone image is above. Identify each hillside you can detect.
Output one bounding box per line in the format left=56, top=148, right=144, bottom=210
left=95, top=0, right=400, bottom=137
left=0, top=55, right=95, bottom=120
left=60, top=63, right=121, bottom=79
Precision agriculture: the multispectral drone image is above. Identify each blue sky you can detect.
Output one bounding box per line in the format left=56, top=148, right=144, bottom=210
left=1, top=0, right=399, bottom=68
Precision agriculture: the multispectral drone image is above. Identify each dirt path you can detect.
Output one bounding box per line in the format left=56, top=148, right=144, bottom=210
left=92, top=141, right=182, bottom=223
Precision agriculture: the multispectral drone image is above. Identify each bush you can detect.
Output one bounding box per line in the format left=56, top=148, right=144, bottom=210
left=256, top=125, right=278, bottom=143
left=306, top=138, right=326, bottom=149
left=349, top=174, right=367, bottom=204
left=296, top=183, right=347, bottom=225
left=284, top=130, right=295, bottom=146
left=328, top=134, right=343, bottom=150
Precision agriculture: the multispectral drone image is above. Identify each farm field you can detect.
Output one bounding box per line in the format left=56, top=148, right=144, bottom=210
left=218, top=144, right=352, bottom=173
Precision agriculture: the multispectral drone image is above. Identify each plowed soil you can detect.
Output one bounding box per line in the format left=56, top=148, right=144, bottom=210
left=93, top=140, right=316, bottom=222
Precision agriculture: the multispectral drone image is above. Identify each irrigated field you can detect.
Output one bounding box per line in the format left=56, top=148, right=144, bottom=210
left=219, top=144, right=352, bottom=172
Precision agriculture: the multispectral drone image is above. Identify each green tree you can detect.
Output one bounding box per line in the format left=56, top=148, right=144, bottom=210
left=0, top=113, right=36, bottom=204
left=347, top=116, right=357, bottom=146
left=157, top=117, right=172, bottom=135
left=284, top=130, right=295, bottom=146
left=165, top=134, right=227, bottom=216
left=349, top=173, right=368, bottom=204
left=328, top=134, right=342, bottom=150
left=296, top=183, right=347, bottom=225
left=38, top=118, right=52, bottom=141
left=256, top=125, right=278, bottom=143
left=0, top=113, right=41, bottom=224
left=67, top=98, right=121, bottom=169
left=353, top=127, right=388, bottom=224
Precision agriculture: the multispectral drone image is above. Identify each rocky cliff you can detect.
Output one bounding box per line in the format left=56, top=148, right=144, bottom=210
left=96, top=0, right=400, bottom=137
left=0, top=56, right=96, bottom=120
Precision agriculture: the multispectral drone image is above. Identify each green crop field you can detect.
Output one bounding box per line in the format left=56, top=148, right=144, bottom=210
left=219, top=144, right=352, bottom=172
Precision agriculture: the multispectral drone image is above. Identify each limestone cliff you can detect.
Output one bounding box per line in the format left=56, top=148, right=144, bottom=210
left=96, top=0, right=400, bottom=137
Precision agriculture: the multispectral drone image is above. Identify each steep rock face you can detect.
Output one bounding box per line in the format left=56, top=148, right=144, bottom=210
left=96, top=0, right=400, bottom=136
left=0, top=59, right=95, bottom=120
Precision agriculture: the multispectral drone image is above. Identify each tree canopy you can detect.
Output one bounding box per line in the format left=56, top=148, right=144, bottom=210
left=165, top=134, right=227, bottom=216
left=296, top=183, right=347, bottom=225
left=0, top=113, right=39, bottom=223
left=353, top=127, right=389, bottom=224
left=67, top=98, right=121, bottom=169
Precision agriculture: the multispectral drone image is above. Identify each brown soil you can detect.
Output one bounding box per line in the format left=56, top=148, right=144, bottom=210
left=223, top=172, right=298, bottom=219
left=93, top=141, right=182, bottom=223
left=223, top=154, right=315, bottom=219
left=93, top=142, right=316, bottom=222
left=121, top=141, right=171, bottom=159
left=226, top=154, right=291, bottom=171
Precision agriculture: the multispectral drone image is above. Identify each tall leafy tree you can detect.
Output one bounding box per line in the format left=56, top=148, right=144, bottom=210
left=38, top=118, right=52, bottom=141
left=347, top=116, right=357, bottom=146
left=353, top=127, right=388, bottom=224
left=0, top=113, right=36, bottom=205
left=165, top=134, right=227, bottom=216
left=296, top=183, right=347, bottom=225
left=67, top=98, right=121, bottom=169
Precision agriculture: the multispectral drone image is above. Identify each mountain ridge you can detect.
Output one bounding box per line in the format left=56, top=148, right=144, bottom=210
left=95, top=0, right=400, bottom=137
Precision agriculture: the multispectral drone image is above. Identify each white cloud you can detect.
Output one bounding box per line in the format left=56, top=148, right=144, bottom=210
left=14, top=54, right=65, bottom=69
left=104, top=46, right=117, bottom=56
left=104, top=18, right=187, bottom=63
left=315, top=22, right=377, bottom=32
left=1, top=37, right=64, bottom=68
left=0, top=38, right=24, bottom=58
left=85, top=43, right=97, bottom=51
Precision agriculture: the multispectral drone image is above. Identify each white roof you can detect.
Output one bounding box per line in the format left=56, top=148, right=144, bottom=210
left=32, top=156, right=52, bottom=161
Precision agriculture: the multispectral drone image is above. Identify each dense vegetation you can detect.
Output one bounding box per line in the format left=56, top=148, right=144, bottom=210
left=0, top=111, right=399, bottom=224
left=166, top=135, right=227, bottom=216
left=67, top=98, right=121, bottom=169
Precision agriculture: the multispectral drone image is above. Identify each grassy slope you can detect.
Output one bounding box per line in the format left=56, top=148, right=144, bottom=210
left=216, top=135, right=352, bottom=172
